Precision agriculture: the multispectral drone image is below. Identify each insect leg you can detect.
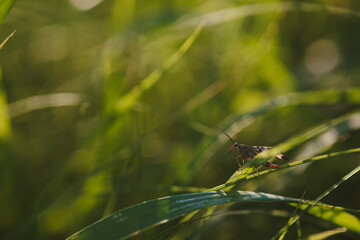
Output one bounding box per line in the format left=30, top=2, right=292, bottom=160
left=263, top=162, right=280, bottom=168
left=235, top=154, right=242, bottom=167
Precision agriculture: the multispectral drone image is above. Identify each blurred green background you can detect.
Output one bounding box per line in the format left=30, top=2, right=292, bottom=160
left=1, top=0, right=360, bottom=239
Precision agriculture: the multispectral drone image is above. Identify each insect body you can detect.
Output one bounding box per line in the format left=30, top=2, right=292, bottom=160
left=222, top=131, right=288, bottom=168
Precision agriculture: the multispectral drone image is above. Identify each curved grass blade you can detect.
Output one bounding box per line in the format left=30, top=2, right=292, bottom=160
left=151, top=209, right=294, bottom=240
left=273, top=164, right=360, bottom=239
left=157, top=208, right=351, bottom=240
left=176, top=3, right=360, bottom=29
left=7, top=93, right=83, bottom=118
left=185, top=88, right=360, bottom=182
left=0, top=0, right=14, bottom=25
left=114, top=21, right=204, bottom=113
left=209, top=148, right=360, bottom=192
left=66, top=191, right=298, bottom=240
left=293, top=203, right=360, bottom=234
left=245, top=148, right=360, bottom=180
left=301, top=228, right=347, bottom=240
left=210, top=110, right=360, bottom=191
left=0, top=29, right=15, bottom=51
left=278, top=192, right=306, bottom=240
left=0, top=70, right=10, bottom=140
left=184, top=148, right=360, bottom=237
left=247, top=109, right=360, bottom=168
left=0, top=30, right=16, bottom=137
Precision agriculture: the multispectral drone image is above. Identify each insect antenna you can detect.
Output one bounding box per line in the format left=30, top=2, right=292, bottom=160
left=217, top=127, right=235, bottom=144
left=218, top=127, right=243, bottom=166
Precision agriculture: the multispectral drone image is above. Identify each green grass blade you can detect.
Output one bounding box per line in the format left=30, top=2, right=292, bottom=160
left=245, top=148, right=360, bottom=180
left=176, top=3, right=360, bottom=29
left=191, top=148, right=360, bottom=236
left=0, top=30, right=16, bottom=139
left=296, top=220, right=302, bottom=239
left=0, top=68, right=10, bottom=140
left=245, top=109, right=360, bottom=168
left=273, top=164, right=360, bottom=238
left=278, top=193, right=306, bottom=240
left=66, top=191, right=298, bottom=240
left=301, top=228, right=347, bottom=240
left=209, top=148, right=360, bottom=191
left=0, top=0, right=13, bottom=24
left=210, top=110, right=360, bottom=191
left=185, top=88, right=360, bottom=181
left=7, top=93, right=83, bottom=118
left=0, top=30, right=15, bottom=50
left=114, top=21, right=204, bottom=113
left=296, top=203, right=360, bottom=234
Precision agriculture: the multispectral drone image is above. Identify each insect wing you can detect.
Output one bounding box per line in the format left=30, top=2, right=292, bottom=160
left=250, top=145, right=270, bottom=154
left=251, top=145, right=288, bottom=161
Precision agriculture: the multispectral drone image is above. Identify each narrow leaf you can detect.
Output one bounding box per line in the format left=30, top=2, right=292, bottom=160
left=273, top=164, right=360, bottom=238
left=301, top=228, right=347, bottom=240
left=115, top=21, right=204, bottom=113
left=67, top=191, right=298, bottom=240
left=0, top=0, right=14, bottom=24
left=0, top=29, right=15, bottom=50
left=186, top=88, right=360, bottom=181
left=8, top=93, right=83, bottom=118
left=176, top=3, right=360, bottom=29
left=211, top=110, right=360, bottom=191
left=294, top=203, right=360, bottom=234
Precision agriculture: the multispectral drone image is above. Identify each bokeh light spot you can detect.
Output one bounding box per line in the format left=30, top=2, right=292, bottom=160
left=304, top=39, right=340, bottom=75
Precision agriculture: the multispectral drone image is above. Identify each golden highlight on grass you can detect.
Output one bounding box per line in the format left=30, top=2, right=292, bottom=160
left=0, top=30, right=15, bottom=51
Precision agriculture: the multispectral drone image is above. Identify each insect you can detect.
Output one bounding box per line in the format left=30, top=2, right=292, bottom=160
left=221, top=130, right=288, bottom=168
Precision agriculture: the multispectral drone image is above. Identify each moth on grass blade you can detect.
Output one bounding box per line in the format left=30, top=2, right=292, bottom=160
left=221, top=130, right=288, bottom=168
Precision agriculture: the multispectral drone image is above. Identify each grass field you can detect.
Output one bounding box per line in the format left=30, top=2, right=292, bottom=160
left=1, top=1, right=360, bottom=239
